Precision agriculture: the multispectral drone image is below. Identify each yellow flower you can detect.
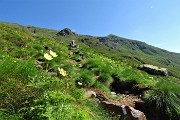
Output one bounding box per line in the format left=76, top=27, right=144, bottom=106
left=49, top=50, right=58, bottom=57
left=58, top=67, right=67, bottom=76
left=44, top=53, right=53, bottom=60
left=77, top=82, right=83, bottom=86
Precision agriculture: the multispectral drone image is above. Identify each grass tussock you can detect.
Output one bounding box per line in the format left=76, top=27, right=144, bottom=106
left=144, top=80, right=180, bottom=119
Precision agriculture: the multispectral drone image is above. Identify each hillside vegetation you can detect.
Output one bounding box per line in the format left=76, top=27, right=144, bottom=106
left=0, top=22, right=180, bottom=120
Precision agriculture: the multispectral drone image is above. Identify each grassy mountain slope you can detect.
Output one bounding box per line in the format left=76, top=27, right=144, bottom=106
left=0, top=22, right=180, bottom=120
left=72, top=34, right=180, bottom=78
left=2, top=21, right=180, bottom=77
left=6, top=20, right=178, bottom=78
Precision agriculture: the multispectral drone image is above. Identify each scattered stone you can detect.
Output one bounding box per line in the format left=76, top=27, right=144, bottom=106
left=120, top=94, right=144, bottom=108
left=69, top=52, right=74, bottom=57
left=84, top=90, right=96, bottom=98
left=110, top=92, right=117, bottom=97
left=102, top=101, right=146, bottom=120
left=85, top=88, right=146, bottom=120
left=47, top=72, right=57, bottom=77
left=79, top=64, right=83, bottom=68
left=111, top=92, right=116, bottom=95
left=34, top=59, right=44, bottom=69
left=122, top=105, right=147, bottom=120
left=44, top=46, right=51, bottom=50
left=69, top=40, right=76, bottom=50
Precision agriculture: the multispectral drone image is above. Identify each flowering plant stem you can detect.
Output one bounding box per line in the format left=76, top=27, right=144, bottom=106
left=45, top=62, right=49, bottom=72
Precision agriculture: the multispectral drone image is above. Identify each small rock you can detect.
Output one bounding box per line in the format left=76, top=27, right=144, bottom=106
left=111, top=92, right=116, bottom=95
left=84, top=90, right=96, bottom=98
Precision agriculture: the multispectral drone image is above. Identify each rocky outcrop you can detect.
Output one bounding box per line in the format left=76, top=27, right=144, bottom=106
left=85, top=89, right=146, bottom=120
left=102, top=101, right=146, bottom=120
left=138, top=64, right=168, bottom=76
left=56, top=28, right=75, bottom=36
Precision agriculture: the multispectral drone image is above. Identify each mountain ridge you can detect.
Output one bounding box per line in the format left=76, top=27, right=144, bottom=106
left=1, top=21, right=179, bottom=53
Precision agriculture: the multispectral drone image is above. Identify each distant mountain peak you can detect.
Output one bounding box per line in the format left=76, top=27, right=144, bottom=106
left=107, top=34, right=119, bottom=38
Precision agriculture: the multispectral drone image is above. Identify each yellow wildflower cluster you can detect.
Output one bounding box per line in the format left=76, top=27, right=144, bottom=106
left=44, top=50, right=58, bottom=60
left=58, top=67, right=68, bottom=76
left=44, top=53, right=53, bottom=60
left=50, top=50, right=58, bottom=57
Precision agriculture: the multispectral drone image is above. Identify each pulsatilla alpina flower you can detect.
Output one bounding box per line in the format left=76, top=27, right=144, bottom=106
left=58, top=67, right=67, bottom=76
left=50, top=50, right=58, bottom=57
left=44, top=53, right=53, bottom=60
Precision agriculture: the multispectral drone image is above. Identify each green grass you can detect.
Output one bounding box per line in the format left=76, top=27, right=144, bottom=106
left=0, top=57, right=112, bottom=120
left=0, top=110, right=21, bottom=120
left=0, top=59, right=42, bottom=119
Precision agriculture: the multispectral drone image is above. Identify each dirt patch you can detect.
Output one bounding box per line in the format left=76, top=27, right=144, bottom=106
left=119, top=94, right=143, bottom=108
left=85, top=88, right=147, bottom=120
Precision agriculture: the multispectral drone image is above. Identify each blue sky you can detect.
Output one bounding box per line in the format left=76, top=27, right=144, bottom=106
left=0, top=0, right=180, bottom=53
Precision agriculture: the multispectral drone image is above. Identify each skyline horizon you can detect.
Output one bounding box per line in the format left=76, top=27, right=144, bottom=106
left=1, top=0, right=180, bottom=53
